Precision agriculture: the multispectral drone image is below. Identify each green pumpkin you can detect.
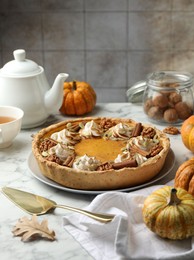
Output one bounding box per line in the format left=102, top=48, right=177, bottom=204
left=142, top=186, right=194, bottom=240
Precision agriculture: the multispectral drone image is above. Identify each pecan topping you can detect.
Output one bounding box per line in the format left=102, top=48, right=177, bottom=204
left=163, top=126, right=180, bottom=135
left=47, top=154, right=62, bottom=164
left=131, top=123, right=143, bottom=137
left=97, top=162, right=113, bottom=171
left=39, top=138, right=57, bottom=153
left=142, top=127, right=156, bottom=139
left=112, top=159, right=138, bottom=170
left=99, top=118, right=116, bottom=131
left=148, top=144, right=163, bottom=157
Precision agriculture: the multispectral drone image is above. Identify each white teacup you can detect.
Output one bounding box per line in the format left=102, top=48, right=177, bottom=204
left=0, top=106, right=24, bottom=148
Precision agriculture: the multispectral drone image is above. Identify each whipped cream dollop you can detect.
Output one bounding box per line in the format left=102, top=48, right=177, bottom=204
left=114, top=151, right=147, bottom=166
left=104, top=123, right=133, bottom=140
left=79, top=120, right=103, bottom=138
left=114, top=151, right=131, bottom=163
left=48, top=143, right=74, bottom=160
left=73, top=154, right=100, bottom=171
left=126, top=135, right=159, bottom=151
left=51, top=129, right=81, bottom=146
left=134, top=153, right=147, bottom=165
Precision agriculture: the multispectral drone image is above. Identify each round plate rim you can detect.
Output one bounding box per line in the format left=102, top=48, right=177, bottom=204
left=27, top=149, right=175, bottom=195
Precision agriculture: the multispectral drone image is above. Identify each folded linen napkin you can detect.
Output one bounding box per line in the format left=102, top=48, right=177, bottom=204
left=63, top=183, right=194, bottom=260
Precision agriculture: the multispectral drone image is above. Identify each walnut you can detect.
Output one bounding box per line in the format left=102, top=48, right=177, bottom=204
left=99, top=118, right=116, bottom=130
left=147, top=106, right=163, bottom=120
left=163, top=108, right=178, bottom=123
left=144, top=99, right=153, bottom=113
left=39, top=138, right=57, bottom=153
left=161, top=82, right=179, bottom=88
left=148, top=144, right=163, bottom=157
left=152, top=94, right=168, bottom=108
left=168, top=92, right=182, bottom=104
left=142, top=127, right=156, bottom=139
left=175, top=102, right=193, bottom=120
left=163, top=126, right=180, bottom=135
left=97, top=162, right=113, bottom=171
left=47, top=154, right=62, bottom=165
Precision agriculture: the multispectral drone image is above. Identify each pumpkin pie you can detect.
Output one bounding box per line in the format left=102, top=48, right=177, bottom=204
left=32, top=117, right=170, bottom=190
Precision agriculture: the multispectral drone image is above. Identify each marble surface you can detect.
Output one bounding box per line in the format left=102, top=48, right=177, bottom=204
left=0, top=103, right=193, bottom=260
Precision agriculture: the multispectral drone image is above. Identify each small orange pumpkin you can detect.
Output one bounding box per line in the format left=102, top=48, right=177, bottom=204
left=181, top=115, right=194, bottom=152
left=174, top=157, right=194, bottom=196
left=60, top=81, right=96, bottom=116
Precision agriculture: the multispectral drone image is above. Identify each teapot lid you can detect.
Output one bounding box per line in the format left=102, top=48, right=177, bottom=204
left=0, top=49, right=42, bottom=77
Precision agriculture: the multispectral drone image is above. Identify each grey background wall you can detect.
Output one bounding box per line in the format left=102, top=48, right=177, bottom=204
left=0, top=0, right=194, bottom=102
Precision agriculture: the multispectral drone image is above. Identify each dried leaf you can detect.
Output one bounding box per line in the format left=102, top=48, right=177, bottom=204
left=12, top=215, right=56, bottom=242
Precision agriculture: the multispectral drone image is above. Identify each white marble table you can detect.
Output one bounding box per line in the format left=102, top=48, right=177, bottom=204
left=0, top=103, right=192, bottom=260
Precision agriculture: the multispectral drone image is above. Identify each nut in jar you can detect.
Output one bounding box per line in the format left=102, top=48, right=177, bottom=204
left=143, top=71, right=194, bottom=124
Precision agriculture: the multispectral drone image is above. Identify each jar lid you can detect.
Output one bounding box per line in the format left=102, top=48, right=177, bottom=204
left=147, top=71, right=193, bottom=90
left=126, top=81, right=146, bottom=103
left=0, top=49, right=42, bottom=77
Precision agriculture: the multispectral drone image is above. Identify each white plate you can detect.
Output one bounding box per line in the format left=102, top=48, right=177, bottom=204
left=28, top=149, right=175, bottom=195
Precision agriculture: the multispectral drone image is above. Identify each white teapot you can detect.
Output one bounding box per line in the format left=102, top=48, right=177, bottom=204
left=0, top=49, right=69, bottom=128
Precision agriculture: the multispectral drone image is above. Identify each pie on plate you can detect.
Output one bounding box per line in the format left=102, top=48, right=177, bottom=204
left=32, top=117, right=170, bottom=190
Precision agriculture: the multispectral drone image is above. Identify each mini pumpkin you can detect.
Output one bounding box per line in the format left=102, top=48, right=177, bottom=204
left=142, top=186, right=194, bottom=240
left=174, top=158, right=194, bottom=196
left=181, top=115, right=194, bottom=152
left=60, top=81, right=96, bottom=116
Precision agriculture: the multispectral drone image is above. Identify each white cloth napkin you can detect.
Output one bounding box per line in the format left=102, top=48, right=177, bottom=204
left=63, top=183, right=194, bottom=260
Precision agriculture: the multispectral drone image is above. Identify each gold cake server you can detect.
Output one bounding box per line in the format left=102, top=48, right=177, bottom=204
left=1, top=187, right=115, bottom=223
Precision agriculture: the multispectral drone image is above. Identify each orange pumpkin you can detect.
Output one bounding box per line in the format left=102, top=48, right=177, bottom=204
left=181, top=115, right=194, bottom=152
left=60, top=81, right=96, bottom=116
left=174, top=158, right=194, bottom=196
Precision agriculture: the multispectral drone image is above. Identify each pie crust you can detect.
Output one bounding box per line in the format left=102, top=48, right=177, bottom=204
left=32, top=117, right=170, bottom=190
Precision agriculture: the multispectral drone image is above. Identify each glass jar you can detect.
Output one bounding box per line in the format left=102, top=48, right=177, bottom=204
left=126, top=71, right=194, bottom=125
left=143, top=71, right=194, bottom=125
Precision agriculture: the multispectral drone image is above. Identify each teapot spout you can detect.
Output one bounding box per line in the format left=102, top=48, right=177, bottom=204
left=44, top=73, right=69, bottom=114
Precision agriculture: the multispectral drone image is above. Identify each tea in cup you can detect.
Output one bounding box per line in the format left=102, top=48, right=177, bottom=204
left=0, top=106, right=24, bottom=148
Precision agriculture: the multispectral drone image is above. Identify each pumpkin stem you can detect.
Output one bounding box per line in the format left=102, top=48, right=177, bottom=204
left=168, top=188, right=181, bottom=205
left=72, top=81, right=77, bottom=91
